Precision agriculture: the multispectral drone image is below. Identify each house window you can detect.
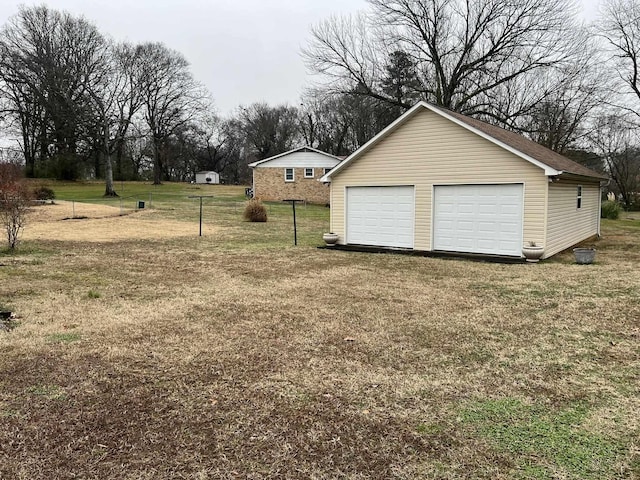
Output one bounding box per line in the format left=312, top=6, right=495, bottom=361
left=324, top=167, right=332, bottom=175
left=577, top=185, right=583, bottom=209
left=304, top=168, right=314, bottom=178
left=285, top=168, right=294, bottom=182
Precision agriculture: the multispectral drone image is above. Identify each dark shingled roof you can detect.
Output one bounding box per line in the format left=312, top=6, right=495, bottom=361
left=432, top=105, right=608, bottom=180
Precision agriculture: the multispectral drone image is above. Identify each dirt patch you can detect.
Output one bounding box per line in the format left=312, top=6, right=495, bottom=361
left=23, top=201, right=214, bottom=242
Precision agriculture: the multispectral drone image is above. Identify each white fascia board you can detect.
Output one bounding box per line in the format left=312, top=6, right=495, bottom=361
left=249, top=146, right=341, bottom=168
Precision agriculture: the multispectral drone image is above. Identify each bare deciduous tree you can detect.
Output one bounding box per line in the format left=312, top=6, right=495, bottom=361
left=239, top=103, right=300, bottom=160
left=136, top=42, right=208, bottom=184
left=589, top=114, right=640, bottom=209
left=86, top=42, right=145, bottom=196
left=599, top=0, right=640, bottom=117
left=299, top=88, right=398, bottom=156
left=303, top=0, right=580, bottom=124
left=515, top=37, right=606, bottom=154
left=0, top=6, right=108, bottom=179
left=299, top=93, right=354, bottom=155
left=188, top=114, right=237, bottom=176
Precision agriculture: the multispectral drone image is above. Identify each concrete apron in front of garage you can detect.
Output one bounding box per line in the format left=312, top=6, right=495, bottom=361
left=318, top=244, right=529, bottom=264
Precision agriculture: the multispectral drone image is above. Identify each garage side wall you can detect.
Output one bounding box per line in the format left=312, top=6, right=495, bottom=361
left=329, top=108, right=548, bottom=251
left=545, top=180, right=600, bottom=257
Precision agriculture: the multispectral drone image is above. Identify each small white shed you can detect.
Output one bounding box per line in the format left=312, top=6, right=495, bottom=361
left=195, top=171, right=220, bottom=184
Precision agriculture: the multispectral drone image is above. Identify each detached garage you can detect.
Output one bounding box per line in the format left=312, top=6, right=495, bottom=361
left=321, top=102, right=608, bottom=260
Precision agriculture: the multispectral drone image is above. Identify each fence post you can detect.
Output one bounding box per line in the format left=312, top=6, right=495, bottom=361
left=283, top=199, right=304, bottom=246
left=187, top=195, right=214, bottom=237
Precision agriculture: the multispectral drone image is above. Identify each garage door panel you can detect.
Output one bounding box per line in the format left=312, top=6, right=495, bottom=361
left=434, top=184, right=523, bottom=256
left=478, top=205, right=498, bottom=214
left=457, top=220, right=475, bottom=231
left=347, top=186, right=414, bottom=248
left=500, top=205, right=519, bottom=215
left=457, top=238, right=475, bottom=249
left=500, top=222, right=520, bottom=234
left=477, top=239, right=498, bottom=249
left=478, top=222, right=497, bottom=233
left=500, top=239, right=519, bottom=249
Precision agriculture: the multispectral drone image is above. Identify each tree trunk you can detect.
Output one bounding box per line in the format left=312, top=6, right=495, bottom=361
left=21, top=131, right=36, bottom=178
left=104, top=153, right=117, bottom=196
left=94, top=150, right=102, bottom=179
left=153, top=139, right=163, bottom=185
left=103, top=124, right=117, bottom=197
left=115, top=139, right=124, bottom=181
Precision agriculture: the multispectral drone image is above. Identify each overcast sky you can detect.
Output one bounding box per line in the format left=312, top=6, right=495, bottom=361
left=0, top=0, right=602, bottom=117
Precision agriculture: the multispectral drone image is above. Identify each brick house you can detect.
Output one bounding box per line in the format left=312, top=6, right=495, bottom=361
left=248, top=146, right=342, bottom=204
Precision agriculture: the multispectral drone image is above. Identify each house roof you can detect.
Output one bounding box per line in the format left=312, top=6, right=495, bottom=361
left=248, top=146, right=342, bottom=168
left=321, top=102, right=608, bottom=182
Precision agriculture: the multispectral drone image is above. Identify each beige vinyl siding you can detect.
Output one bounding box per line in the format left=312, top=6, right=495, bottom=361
left=330, top=108, right=548, bottom=251
left=545, top=180, right=600, bottom=257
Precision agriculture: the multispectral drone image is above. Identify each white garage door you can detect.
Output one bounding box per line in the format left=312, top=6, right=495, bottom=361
left=346, top=186, right=414, bottom=248
left=433, top=184, right=523, bottom=256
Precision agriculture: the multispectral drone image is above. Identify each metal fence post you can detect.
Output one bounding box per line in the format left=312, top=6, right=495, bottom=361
left=188, top=195, right=214, bottom=237
left=283, top=199, right=304, bottom=246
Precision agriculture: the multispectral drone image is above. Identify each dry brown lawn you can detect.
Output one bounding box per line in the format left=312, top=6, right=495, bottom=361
left=0, top=202, right=638, bottom=479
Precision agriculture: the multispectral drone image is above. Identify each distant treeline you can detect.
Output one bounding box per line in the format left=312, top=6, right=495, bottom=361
left=0, top=2, right=639, bottom=207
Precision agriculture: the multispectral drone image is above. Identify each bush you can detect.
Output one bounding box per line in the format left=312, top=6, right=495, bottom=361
left=601, top=200, right=622, bottom=220
left=0, top=163, right=31, bottom=249
left=33, top=186, right=55, bottom=201
left=243, top=199, right=268, bottom=222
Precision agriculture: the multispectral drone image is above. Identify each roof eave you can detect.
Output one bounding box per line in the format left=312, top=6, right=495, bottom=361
left=249, top=145, right=342, bottom=168
left=556, top=171, right=610, bottom=182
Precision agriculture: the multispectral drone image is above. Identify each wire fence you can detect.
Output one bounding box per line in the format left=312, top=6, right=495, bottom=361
left=53, top=194, right=332, bottom=244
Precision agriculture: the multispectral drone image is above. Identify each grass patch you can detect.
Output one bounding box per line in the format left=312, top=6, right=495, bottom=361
left=460, top=398, right=626, bottom=479
left=87, top=290, right=101, bottom=299
left=26, top=384, right=66, bottom=400
left=47, top=332, right=81, bottom=343
left=416, top=422, right=445, bottom=435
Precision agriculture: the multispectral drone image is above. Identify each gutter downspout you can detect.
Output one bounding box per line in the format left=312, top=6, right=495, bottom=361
left=251, top=167, right=255, bottom=198
left=598, top=179, right=611, bottom=237
left=318, top=176, right=332, bottom=232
